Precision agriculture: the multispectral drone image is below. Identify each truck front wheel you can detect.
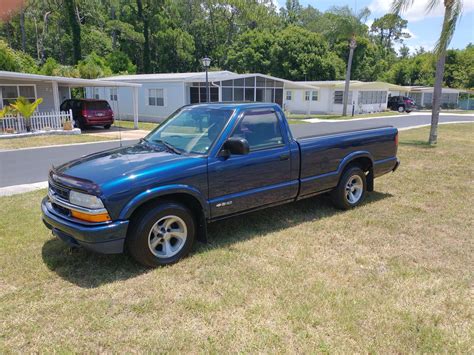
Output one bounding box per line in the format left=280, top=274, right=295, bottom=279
left=126, top=201, right=196, bottom=267
left=331, top=166, right=367, bottom=210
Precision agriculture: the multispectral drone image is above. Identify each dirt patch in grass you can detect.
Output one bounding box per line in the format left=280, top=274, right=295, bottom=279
left=0, top=124, right=472, bottom=352
left=0, top=134, right=114, bottom=150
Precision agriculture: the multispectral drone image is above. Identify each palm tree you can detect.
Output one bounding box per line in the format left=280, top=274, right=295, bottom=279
left=9, top=97, right=43, bottom=132
left=392, top=0, right=463, bottom=144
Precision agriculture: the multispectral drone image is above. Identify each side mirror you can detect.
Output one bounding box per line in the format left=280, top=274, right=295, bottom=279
left=219, top=137, right=250, bottom=157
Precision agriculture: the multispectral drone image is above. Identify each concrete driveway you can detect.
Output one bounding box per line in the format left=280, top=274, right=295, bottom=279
left=82, top=126, right=149, bottom=140
left=1, top=113, right=472, bottom=191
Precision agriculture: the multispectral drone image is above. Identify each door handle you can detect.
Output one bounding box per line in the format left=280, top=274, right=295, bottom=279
left=279, top=154, right=289, bottom=161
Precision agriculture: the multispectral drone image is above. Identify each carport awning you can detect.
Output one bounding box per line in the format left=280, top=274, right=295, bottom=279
left=0, top=70, right=141, bottom=129
left=0, top=70, right=141, bottom=88
left=333, top=81, right=407, bottom=91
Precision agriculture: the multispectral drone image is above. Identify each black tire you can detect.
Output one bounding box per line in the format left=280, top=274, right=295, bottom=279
left=78, top=120, right=86, bottom=130
left=397, top=105, right=405, bottom=113
left=405, top=110, right=412, bottom=113
left=126, top=201, right=196, bottom=267
left=331, top=166, right=367, bottom=210
left=104, top=124, right=111, bottom=129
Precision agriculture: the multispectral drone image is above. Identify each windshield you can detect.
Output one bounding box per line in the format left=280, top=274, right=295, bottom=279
left=145, top=107, right=234, bottom=154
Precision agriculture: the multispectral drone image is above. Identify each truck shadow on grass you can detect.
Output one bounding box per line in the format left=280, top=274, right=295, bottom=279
left=41, top=191, right=392, bottom=288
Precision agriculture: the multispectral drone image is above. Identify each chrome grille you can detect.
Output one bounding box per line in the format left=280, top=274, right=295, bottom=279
left=49, top=181, right=70, bottom=200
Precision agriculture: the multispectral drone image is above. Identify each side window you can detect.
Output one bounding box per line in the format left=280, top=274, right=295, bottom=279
left=231, top=111, right=284, bottom=151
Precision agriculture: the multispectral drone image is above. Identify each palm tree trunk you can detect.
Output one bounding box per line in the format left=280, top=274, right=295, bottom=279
left=429, top=51, right=446, bottom=144
left=429, top=4, right=452, bottom=145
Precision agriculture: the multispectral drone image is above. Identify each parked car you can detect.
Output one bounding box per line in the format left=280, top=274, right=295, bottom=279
left=42, top=103, right=399, bottom=267
left=60, top=99, right=114, bottom=129
left=388, top=95, right=416, bottom=113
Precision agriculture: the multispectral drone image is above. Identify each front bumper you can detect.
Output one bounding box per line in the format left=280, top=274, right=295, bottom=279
left=41, top=197, right=128, bottom=254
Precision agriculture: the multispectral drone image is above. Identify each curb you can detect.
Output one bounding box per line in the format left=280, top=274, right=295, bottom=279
left=0, top=181, right=48, bottom=197
left=0, top=138, right=137, bottom=152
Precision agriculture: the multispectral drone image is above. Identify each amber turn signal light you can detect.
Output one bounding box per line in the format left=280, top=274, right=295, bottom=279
left=71, top=210, right=111, bottom=223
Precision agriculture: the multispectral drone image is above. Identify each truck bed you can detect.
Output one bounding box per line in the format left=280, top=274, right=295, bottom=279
left=290, top=121, right=391, bottom=139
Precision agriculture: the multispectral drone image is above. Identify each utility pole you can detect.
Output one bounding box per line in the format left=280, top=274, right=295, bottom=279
left=342, top=35, right=357, bottom=116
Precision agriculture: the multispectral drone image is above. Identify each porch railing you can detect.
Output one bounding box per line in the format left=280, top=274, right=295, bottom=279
left=1, top=110, right=73, bottom=134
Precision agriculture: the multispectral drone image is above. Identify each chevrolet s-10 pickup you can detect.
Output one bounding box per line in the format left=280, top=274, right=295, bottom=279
left=42, top=103, right=399, bottom=266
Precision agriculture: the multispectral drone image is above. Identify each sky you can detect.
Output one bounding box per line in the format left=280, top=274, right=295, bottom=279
left=277, top=0, right=474, bottom=53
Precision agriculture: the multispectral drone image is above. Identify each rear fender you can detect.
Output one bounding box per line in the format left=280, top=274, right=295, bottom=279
left=337, top=151, right=374, bottom=190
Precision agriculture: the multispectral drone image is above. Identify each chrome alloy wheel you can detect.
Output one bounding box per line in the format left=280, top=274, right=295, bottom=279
left=345, top=175, right=364, bottom=204
left=148, top=215, right=187, bottom=258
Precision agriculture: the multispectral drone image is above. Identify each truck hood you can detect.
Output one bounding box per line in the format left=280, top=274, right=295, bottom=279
left=54, top=142, right=194, bottom=186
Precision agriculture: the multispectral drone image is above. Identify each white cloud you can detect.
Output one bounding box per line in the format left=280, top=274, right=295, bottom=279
left=369, top=0, right=474, bottom=22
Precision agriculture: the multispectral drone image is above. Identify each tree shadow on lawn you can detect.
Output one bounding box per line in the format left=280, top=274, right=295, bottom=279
left=399, top=140, right=434, bottom=149
left=42, top=191, right=392, bottom=288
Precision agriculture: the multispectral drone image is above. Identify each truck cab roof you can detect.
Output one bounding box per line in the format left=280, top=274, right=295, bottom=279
left=185, top=102, right=281, bottom=111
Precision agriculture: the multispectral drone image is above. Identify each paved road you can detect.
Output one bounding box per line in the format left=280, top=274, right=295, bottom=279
left=1, top=113, right=472, bottom=188
left=290, top=113, right=474, bottom=138
left=0, top=139, right=137, bottom=188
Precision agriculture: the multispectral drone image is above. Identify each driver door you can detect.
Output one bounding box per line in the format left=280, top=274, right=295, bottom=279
left=207, top=109, right=297, bottom=218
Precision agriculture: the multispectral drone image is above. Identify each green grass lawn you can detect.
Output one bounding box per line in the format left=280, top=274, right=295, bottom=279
left=114, top=120, right=160, bottom=131
left=0, top=134, right=114, bottom=150
left=0, top=124, right=473, bottom=352
left=287, top=111, right=401, bottom=120
left=287, top=119, right=308, bottom=124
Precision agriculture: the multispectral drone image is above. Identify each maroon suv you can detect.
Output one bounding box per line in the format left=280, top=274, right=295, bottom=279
left=60, top=99, right=114, bottom=129
left=387, top=96, right=416, bottom=113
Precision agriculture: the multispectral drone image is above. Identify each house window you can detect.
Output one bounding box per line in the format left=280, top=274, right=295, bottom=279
left=358, top=91, right=387, bottom=104
left=0, top=85, right=36, bottom=107
left=93, top=88, right=100, bottom=99
left=334, top=90, right=352, bottom=104
left=148, top=88, right=164, bottom=106
left=305, top=90, right=318, bottom=101
left=286, top=90, right=292, bottom=100
left=109, top=88, right=118, bottom=101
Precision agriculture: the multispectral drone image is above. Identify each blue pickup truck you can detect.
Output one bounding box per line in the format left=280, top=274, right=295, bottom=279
left=42, top=103, right=399, bottom=267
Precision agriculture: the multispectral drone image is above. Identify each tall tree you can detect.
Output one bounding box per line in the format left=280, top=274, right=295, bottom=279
left=281, top=0, right=302, bottom=25
left=370, top=13, right=410, bottom=51
left=392, top=0, right=464, bottom=145
left=136, top=0, right=150, bottom=73
left=399, top=44, right=410, bottom=58
left=64, top=0, right=81, bottom=64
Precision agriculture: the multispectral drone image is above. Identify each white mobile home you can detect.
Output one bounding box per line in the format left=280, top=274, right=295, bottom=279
left=391, top=86, right=465, bottom=109
left=284, top=81, right=407, bottom=115
left=89, top=71, right=315, bottom=122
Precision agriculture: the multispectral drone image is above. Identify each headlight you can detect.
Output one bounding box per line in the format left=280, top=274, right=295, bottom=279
left=69, top=190, right=105, bottom=209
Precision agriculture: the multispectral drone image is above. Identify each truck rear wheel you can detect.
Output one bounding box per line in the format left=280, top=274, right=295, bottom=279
left=397, top=105, right=405, bottom=113
left=126, top=201, right=196, bottom=267
left=331, top=166, right=367, bottom=210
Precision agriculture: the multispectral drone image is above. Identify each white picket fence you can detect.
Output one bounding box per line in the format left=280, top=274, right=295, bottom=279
left=1, top=110, right=73, bottom=133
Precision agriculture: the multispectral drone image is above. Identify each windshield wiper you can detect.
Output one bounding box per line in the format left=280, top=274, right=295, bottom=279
left=151, top=139, right=182, bottom=155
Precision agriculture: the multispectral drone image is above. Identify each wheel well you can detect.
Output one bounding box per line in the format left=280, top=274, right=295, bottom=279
left=129, top=193, right=208, bottom=243
left=345, top=157, right=374, bottom=191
